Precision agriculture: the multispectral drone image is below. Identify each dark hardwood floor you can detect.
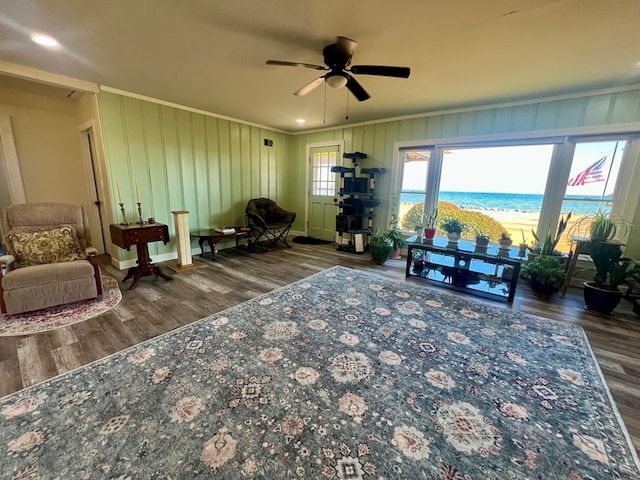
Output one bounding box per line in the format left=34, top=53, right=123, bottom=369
left=1, top=242, right=639, bottom=456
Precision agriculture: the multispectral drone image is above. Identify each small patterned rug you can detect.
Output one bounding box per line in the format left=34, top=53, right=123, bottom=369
left=0, top=276, right=121, bottom=336
left=0, top=266, right=638, bottom=479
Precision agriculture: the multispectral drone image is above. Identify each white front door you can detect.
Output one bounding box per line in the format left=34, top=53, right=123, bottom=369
left=308, top=145, right=341, bottom=241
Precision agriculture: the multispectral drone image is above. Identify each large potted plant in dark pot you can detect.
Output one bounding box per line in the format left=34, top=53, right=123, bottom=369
left=583, top=210, right=640, bottom=314
left=521, top=255, right=565, bottom=298
left=584, top=240, right=639, bottom=314
left=369, top=230, right=394, bottom=265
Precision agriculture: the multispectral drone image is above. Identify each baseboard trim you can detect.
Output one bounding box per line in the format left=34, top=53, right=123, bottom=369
left=111, top=229, right=307, bottom=270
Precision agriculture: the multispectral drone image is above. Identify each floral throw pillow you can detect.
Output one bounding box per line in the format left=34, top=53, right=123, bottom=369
left=6, top=225, right=83, bottom=267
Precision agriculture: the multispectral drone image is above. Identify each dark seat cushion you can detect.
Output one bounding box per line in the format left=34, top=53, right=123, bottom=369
left=246, top=198, right=296, bottom=227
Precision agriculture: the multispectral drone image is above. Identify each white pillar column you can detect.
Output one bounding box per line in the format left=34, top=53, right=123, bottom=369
left=172, top=210, right=192, bottom=267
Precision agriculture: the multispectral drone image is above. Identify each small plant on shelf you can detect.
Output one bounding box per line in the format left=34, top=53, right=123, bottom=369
left=567, top=208, right=631, bottom=242
left=518, top=228, right=530, bottom=256
left=499, top=232, right=513, bottom=247
left=441, top=218, right=464, bottom=235
left=424, top=208, right=438, bottom=229
left=421, top=208, right=438, bottom=242
left=473, top=226, right=491, bottom=247
left=413, top=221, right=424, bottom=242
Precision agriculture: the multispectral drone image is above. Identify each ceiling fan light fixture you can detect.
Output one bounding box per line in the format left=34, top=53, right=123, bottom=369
left=325, top=73, right=348, bottom=89
left=31, top=33, right=59, bottom=48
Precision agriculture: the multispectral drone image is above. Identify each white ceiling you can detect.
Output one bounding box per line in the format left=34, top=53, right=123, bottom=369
left=2, top=0, right=640, bottom=132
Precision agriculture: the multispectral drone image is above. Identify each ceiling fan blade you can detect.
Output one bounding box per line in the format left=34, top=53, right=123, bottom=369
left=335, top=36, right=358, bottom=57
left=346, top=75, right=370, bottom=101
left=294, top=76, right=325, bottom=96
left=350, top=65, right=411, bottom=78
left=266, top=60, right=327, bottom=71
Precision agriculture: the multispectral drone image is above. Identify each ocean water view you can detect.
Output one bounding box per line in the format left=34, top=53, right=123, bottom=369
left=401, top=191, right=611, bottom=215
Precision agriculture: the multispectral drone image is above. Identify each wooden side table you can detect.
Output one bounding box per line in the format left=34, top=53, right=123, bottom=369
left=190, top=228, right=250, bottom=260
left=562, top=236, right=590, bottom=296
left=110, top=223, right=173, bottom=289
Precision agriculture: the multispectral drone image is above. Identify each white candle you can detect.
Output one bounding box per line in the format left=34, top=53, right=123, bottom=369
left=135, top=181, right=141, bottom=203
left=116, top=182, right=123, bottom=203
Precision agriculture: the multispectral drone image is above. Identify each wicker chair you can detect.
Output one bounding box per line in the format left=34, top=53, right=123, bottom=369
left=245, top=198, right=296, bottom=251
left=0, top=202, right=102, bottom=314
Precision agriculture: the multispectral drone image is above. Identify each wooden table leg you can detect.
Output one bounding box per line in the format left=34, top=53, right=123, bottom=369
left=207, top=239, right=217, bottom=260
left=123, top=243, right=173, bottom=290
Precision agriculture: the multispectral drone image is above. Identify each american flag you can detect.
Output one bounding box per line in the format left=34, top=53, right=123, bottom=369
left=567, top=156, right=607, bottom=186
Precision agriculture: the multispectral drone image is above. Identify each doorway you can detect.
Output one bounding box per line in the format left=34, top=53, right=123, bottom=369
left=0, top=115, right=26, bottom=240
left=307, top=143, right=342, bottom=241
left=80, top=125, right=107, bottom=253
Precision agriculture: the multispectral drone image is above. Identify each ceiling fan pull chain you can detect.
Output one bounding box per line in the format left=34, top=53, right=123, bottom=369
left=345, top=89, right=350, bottom=120
left=323, top=81, right=327, bottom=124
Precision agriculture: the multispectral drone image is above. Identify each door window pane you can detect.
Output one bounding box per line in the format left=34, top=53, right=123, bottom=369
left=312, top=151, right=337, bottom=196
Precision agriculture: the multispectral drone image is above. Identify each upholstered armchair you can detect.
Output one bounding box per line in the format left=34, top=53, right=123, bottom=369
left=245, top=198, right=296, bottom=250
left=0, top=202, right=102, bottom=314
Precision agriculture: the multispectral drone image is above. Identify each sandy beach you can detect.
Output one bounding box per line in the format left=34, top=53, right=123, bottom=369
left=399, top=204, right=582, bottom=252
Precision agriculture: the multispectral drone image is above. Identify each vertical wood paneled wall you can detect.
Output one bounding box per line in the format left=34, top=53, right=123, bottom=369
left=292, top=88, right=640, bottom=254
left=98, top=92, right=292, bottom=261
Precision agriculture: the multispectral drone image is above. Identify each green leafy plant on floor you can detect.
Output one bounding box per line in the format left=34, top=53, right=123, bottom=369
left=521, top=255, right=566, bottom=289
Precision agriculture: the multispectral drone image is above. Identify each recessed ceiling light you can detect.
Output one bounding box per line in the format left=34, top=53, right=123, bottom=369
left=31, top=33, right=59, bottom=48
left=296, top=119, right=306, bottom=124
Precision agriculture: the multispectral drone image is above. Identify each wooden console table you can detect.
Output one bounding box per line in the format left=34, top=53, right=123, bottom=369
left=109, top=223, right=173, bottom=290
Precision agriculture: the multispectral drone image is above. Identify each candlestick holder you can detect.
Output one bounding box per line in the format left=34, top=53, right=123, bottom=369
left=119, top=203, right=129, bottom=225
left=136, top=202, right=144, bottom=225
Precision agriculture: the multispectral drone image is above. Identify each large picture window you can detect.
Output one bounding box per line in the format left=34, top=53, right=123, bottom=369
left=396, top=135, right=635, bottom=253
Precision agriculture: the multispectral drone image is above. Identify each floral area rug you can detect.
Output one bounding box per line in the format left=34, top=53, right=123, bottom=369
left=0, top=276, right=121, bottom=336
left=1, top=266, right=638, bottom=479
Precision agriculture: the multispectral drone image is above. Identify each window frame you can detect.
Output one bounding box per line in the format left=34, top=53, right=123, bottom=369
left=393, top=132, right=640, bottom=246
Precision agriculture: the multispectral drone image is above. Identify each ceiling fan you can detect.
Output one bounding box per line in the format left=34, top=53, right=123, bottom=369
left=266, top=36, right=410, bottom=101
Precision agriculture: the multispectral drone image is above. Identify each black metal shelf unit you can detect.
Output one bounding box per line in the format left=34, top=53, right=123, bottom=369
left=331, top=160, right=386, bottom=253
left=405, top=239, right=522, bottom=303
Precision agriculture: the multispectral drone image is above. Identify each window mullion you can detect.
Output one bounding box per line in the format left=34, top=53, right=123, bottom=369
left=424, top=147, right=442, bottom=218
left=538, top=140, right=575, bottom=240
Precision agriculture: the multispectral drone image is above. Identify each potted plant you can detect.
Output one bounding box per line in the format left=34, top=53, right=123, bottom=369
left=422, top=208, right=438, bottom=242
left=441, top=218, right=464, bottom=243
left=387, top=195, right=407, bottom=259
left=584, top=238, right=640, bottom=314
left=369, top=230, right=394, bottom=265
left=473, top=227, right=490, bottom=248
left=589, top=210, right=617, bottom=241
left=414, top=222, right=424, bottom=243
left=498, top=232, right=512, bottom=248
left=521, top=255, right=566, bottom=298
left=530, top=211, right=572, bottom=257
left=518, top=228, right=529, bottom=258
